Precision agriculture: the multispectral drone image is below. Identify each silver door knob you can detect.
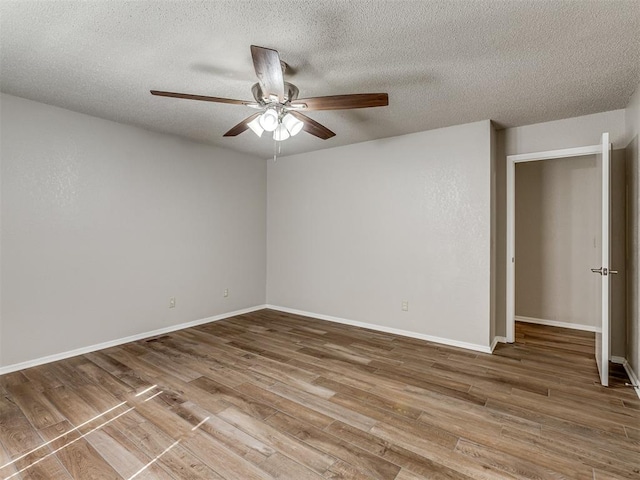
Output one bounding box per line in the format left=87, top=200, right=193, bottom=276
left=591, top=267, right=618, bottom=276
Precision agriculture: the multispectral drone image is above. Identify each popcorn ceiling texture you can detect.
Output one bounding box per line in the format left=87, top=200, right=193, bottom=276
left=1, top=0, right=638, bottom=158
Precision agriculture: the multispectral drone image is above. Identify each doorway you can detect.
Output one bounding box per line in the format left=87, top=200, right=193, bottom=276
left=506, top=135, right=621, bottom=386
left=514, top=154, right=601, bottom=333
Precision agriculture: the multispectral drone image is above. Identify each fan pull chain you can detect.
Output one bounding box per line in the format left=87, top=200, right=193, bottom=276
left=272, top=139, right=282, bottom=161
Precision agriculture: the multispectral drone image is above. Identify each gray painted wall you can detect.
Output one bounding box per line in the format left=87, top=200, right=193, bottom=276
left=1, top=90, right=636, bottom=376
left=0, top=94, right=267, bottom=366
left=625, top=84, right=640, bottom=380
left=504, top=110, right=627, bottom=155
left=267, top=121, right=493, bottom=349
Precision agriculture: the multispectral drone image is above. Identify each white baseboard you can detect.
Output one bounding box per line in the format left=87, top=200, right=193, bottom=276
left=266, top=305, right=493, bottom=354
left=515, top=315, right=597, bottom=332
left=0, top=305, right=267, bottom=375
left=611, top=356, right=640, bottom=400
left=490, top=336, right=508, bottom=352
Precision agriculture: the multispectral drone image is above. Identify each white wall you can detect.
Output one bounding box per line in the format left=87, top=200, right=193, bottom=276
left=625, top=84, right=640, bottom=379
left=0, top=94, right=267, bottom=367
left=267, top=120, right=492, bottom=350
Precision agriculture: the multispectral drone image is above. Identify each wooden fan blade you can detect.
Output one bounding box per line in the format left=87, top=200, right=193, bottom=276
left=150, top=90, right=252, bottom=106
left=223, top=113, right=261, bottom=137
left=289, top=111, right=335, bottom=140
left=290, top=93, right=388, bottom=111
left=250, top=45, right=285, bottom=102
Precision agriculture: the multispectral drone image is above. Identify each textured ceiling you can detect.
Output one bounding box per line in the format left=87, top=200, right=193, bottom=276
left=1, top=0, right=639, bottom=158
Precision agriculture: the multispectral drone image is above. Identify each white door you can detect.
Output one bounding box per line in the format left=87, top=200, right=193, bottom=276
left=593, top=132, right=612, bottom=386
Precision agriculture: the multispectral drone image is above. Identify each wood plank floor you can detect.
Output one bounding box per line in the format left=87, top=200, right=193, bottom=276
left=1, top=309, right=639, bottom=479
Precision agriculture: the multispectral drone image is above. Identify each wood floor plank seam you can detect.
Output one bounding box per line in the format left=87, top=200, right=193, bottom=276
left=1, top=310, right=639, bottom=479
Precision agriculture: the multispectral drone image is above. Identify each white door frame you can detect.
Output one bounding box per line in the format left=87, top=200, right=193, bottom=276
left=505, top=144, right=603, bottom=343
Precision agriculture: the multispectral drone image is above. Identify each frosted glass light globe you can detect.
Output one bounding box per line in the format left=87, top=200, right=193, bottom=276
left=282, top=113, right=304, bottom=136
left=273, top=123, right=290, bottom=141
left=259, top=109, right=279, bottom=132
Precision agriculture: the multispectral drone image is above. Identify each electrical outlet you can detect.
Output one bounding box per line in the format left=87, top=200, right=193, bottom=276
left=169, top=297, right=176, bottom=308
left=401, top=301, right=409, bottom=311
left=224, top=288, right=229, bottom=298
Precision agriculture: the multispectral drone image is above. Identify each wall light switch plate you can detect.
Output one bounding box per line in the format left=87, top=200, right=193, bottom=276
left=401, top=301, right=409, bottom=311
left=169, top=297, right=176, bottom=308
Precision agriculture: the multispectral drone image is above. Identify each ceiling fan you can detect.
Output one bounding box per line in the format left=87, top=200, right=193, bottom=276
left=151, top=45, right=389, bottom=142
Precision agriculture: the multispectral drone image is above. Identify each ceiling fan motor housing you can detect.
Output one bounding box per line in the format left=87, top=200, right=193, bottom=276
left=252, top=82, right=299, bottom=105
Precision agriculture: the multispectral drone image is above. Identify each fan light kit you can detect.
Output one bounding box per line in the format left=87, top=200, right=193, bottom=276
left=259, top=107, right=279, bottom=132
left=247, top=116, right=264, bottom=137
left=151, top=45, right=389, bottom=143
